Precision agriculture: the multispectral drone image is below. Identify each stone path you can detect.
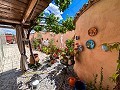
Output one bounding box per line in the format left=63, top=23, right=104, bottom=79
left=0, top=44, right=21, bottom=90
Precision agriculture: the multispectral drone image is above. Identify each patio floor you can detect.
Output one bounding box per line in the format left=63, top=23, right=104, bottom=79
left=0, top=44, right=76, bottom=90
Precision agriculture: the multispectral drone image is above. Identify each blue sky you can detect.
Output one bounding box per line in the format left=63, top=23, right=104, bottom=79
left=61, top=0, right=88, bottom=19
left=1, top=0, right=88, bottom=35
left=45, top=0, right=88, bottom=20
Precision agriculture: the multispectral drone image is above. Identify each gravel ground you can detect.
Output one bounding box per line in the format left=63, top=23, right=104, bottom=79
left=0, top=44, right=77, bottom=90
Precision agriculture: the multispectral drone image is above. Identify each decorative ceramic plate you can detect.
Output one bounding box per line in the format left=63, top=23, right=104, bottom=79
left=88, top=27, right=98, bottom=36
left=86, top=40, right=95, bottom=49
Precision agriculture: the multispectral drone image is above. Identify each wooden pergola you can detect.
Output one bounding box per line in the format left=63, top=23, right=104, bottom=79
left=0, top=0, right=51, bottom=72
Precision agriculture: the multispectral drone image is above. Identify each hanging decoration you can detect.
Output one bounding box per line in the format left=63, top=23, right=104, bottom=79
left=75, top=36, right=80, bottom=40
left=101, top=44, right=109, bottom=52
left=86, top=40, right=95, bottom=49
left=78, top=45, right=84, bottom=52
left=88, top=27, right=98, bottom=36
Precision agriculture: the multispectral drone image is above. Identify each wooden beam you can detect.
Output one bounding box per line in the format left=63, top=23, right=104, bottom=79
left=0, top=18, right=21, bottom=25
left=0, top=1, right=25, bottom=11
left=0, top=25, right=14, bottom=29
left=0, top=18, right=30, bottom=27
left=22, top=0, right=38, bottom=24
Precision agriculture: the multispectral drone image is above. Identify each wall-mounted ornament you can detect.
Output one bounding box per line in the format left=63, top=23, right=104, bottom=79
left=88, top=27, right=98, bottom=36
left=77, top=45, right=84, bottom=52
left=101, top=44, right=109, bottom=52
left=86, top=40, right=95, bottom=49
left=75, top=36, right=80, bottom=40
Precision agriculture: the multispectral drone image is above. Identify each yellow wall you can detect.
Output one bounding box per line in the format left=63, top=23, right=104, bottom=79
left=74, top=0, right=120, bottom=89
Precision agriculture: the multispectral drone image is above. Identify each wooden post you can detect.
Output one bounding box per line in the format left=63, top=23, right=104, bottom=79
left=27, top=29, right=35, bottom=64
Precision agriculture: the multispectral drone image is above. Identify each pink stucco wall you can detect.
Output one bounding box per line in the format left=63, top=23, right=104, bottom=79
left=33, top=31, right=75, bottom=48
left=74, top=0, right=120, bottom=89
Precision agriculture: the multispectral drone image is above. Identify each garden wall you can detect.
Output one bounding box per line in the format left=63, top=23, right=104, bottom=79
left=74, top=0, right=120, bottom=89
left=33, top=31, right=75, bottom=48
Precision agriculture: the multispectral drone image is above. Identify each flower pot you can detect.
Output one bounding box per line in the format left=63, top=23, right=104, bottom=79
left=68, top=77, right=76, bottom=87
left=30, top=55, right=35, bottom=64
left=74, top=81, right=86, bottom=90
left=34, top=54, right=40, bottom=63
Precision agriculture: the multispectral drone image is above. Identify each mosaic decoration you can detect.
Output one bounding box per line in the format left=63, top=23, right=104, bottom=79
left=88, top=27, right=98, bottom=36
left=75, top=36, right=80, bottom=40
left=77, top=45, right=84, bottom=52
left=101, top=44, right=109, bottom=52
left=86, top=40, right=95, bottom=49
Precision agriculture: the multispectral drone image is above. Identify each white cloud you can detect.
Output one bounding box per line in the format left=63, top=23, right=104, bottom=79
left=45, top=3, right=63, bottom=20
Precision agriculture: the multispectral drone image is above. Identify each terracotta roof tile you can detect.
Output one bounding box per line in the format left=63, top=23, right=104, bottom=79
left=74, top=0, right=101, bottom=24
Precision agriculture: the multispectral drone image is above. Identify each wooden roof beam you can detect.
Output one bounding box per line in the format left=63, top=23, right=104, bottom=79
left=0, top=24, right=14, bottom=29
left=0, top=18, right=29, bottom=26
left=22, top=0, right=38, bottom=24
left=0, top=18, right=21, bottom=25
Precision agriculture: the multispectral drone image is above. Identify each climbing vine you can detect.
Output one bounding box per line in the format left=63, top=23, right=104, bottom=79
left=54, top=0, right=71, bottom=12
left=102, top=42, right=120, bottom=89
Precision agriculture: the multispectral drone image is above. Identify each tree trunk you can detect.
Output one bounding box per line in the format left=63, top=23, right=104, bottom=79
left=27, top=29, right=35, bottom=64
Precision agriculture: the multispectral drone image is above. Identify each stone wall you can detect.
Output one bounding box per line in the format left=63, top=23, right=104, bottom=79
left=74, top=0, right=120, bottom=89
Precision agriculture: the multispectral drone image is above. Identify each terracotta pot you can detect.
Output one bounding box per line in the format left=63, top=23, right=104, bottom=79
left=35, top=56, right=39, bottom=63
left=50, top=60, right=55, bottom=64
left=68, top=77, right=76, bottom=87
left=30, top=55, right=35, bottom=64
left=34, top=54, right=39, bottom=63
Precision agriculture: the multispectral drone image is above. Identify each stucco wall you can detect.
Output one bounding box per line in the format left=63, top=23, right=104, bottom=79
left=74, top=0, right=120, bottom=89
left=33, top=31, right=75, bottom=48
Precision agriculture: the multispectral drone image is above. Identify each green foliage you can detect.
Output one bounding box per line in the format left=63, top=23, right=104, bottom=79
left=44, top=14, right=75, bottom=34
left=54, top=0, right=71, bottom=12
left=102, top=42, right=120, bottom=84
left=66, top=39, right=74, bottom=48
left=99, top=67, right=104, bottom=90
left=49, top=38, right=55, bottom=46
left=36, top=33, right=42, bottom=39
left=41, top=39, right=59, bottom=55
left=32, top=39, right=40, bottom=49
left=87, top=67, right=109, bottom=90
left=45, top=14, right=59, bottom=26
left=102, top=42, right=120, bottom=51
left=62, top=17, right=75, bottom=30
left=109, top=73, right=119, bottom=83
left=34, top=26, right=43, bottom=32
left=65, top=39, right=74, bottom=56
left=42, top=46, right=50, bottom=54
left=34, top=13, right=75, bottom=34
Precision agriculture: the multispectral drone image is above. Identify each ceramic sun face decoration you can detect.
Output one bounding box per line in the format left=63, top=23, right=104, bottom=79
left=88, top=27, right=98, bottom=36
left=86, top=40, right=95, bottom=49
